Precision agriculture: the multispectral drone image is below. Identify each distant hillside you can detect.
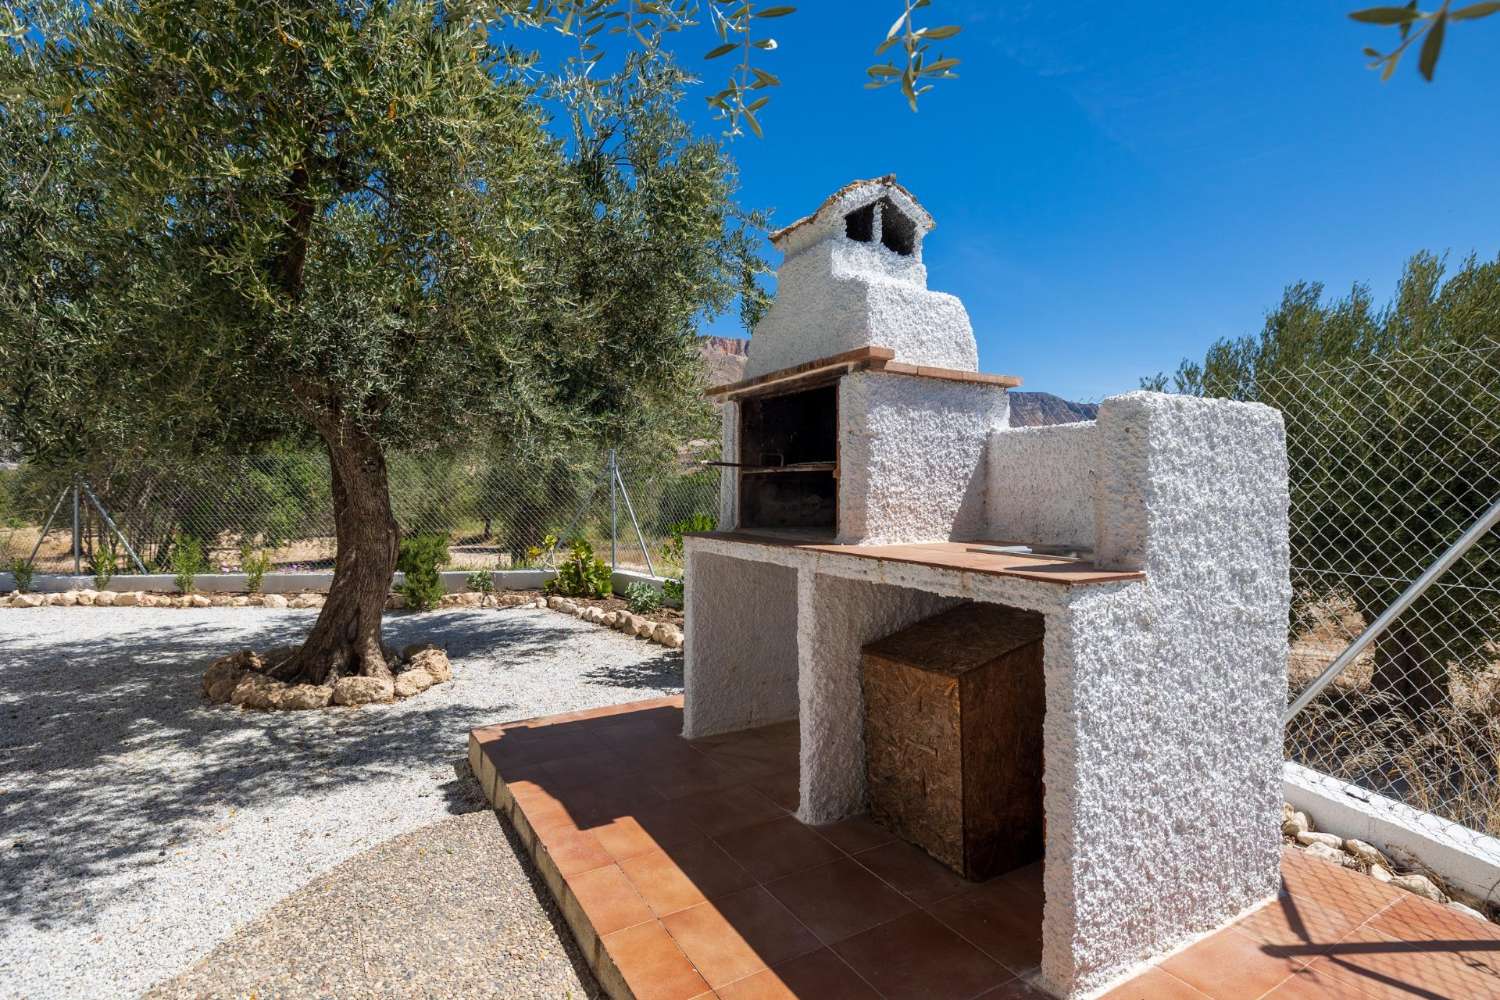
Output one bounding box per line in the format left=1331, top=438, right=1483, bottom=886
left=1008, top=392, right=1099, bottom=427
left=699, top=336, right=748, bottom=387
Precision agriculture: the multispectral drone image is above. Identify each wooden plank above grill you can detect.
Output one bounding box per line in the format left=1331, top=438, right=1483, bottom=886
left=688, top=532, right=1145, bottom=586
left=705, top=346, right=1022, bottom=400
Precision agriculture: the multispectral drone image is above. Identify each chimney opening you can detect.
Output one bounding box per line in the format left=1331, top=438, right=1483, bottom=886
left=879, top=197, right=917, bottom=256
left=845, top=203, right=876, bottom=243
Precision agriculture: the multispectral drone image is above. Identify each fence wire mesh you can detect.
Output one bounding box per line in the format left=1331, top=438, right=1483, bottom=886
left=0, top=448, right=722, bottom=581
left=1270, top=340, right=1500, bottom=843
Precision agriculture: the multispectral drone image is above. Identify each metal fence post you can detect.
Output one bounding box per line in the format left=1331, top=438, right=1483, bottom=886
left=608, top=448, right=618, bottom=572
left=72, top=478, right=80, bottom=576
left=1284, top=493, right=1500, bottom=725
left=613, top=457, right=658, bottom=579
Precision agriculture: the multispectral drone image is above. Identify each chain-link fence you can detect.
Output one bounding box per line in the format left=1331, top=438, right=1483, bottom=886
left=0, top=448, right=722, bottom=581
left=1272, top=341, right=1500, bottom=843
left=5, top=342, right=1499, bottom=844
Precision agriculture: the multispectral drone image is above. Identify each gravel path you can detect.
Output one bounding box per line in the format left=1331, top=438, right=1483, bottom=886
left=145, top=810, right=601, bottom=1000
left=0, top=606, right=682, bottom=1000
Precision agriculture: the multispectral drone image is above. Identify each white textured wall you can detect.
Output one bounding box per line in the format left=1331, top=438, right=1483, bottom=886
left=744, top=234, right=978, bottom=378
left=682, top=551, right=800, bottom=738
left=985, top=422, right=1098, bottom=549
left=1039, top=391, right=1291, bottom=998
left=838, top=372, right=1008, bottom=545
left=794, top=570, right=960, bottom=824
left=683, top=390, right=1290, bottom=999
left=718, top=402, right=739, bottom=531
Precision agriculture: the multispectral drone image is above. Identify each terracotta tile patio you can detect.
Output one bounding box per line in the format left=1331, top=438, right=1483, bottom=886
left=469, top=698, right=1500, bottom=1000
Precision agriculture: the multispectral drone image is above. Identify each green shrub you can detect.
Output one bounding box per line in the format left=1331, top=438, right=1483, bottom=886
left=397, top=533, right=450, bottom=611
left=660, top=512, right=716, bottom=569
left=625, top=580, right=662, bottom=615
left=90, top=535, right=119, bottom=590
left=239, top=544, right=273, bottom=594
left=547, top=538, right=612, bottom=598
left=514, top=533, right=558, bottom=570
left=8, top=556, right=35, bottom=594
left=170, top=534, right=207, bottom=594
left=466, top=569, right=495, bottom=596
left=658, top=513, right=713, bottom=608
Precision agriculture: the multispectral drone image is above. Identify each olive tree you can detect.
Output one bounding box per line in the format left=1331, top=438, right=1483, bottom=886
left=1145, top=254, right=1500, bottom=713
left=0, top=2, right=756, bottom=685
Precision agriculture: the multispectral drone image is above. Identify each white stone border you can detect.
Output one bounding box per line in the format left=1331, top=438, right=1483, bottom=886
left=2, top=567, right=678, bottom=600
left=0, top=569, right=557, bottom=594
left=1284, top=760, right=1500, bottom=902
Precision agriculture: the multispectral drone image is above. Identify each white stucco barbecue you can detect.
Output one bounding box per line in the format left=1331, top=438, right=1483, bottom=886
left=684, top=179, right=1291, bottom=998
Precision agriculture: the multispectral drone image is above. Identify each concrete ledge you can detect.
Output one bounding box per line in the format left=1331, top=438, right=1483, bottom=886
left=1284, top=761, right=1500, bottom=901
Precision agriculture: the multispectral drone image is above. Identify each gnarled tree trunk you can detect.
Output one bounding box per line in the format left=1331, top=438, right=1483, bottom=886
left=270, top=417, right=399, bottom=685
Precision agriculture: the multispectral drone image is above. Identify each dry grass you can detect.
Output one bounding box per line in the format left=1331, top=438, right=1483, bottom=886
left=1287, top=594, right=1500, bottom=838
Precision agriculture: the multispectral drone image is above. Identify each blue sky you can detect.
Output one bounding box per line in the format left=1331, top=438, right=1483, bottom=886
left=532, top=3, right=1500, bottom=402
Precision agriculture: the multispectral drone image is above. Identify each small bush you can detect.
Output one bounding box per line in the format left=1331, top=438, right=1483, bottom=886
left=466, top=569, right=495, bottom=596
left=90, top=536, right=119, bottom=591
left=397, top=533, right=450, bottom=611
left=658, top=513, right=713, bottom=608
left=515, top=533, right=558, bottom=570
left=240, top=544, right=272, bottom=594
left=8, top=556, right=35, bottom=594
left=625, top=581, right=662, bottom=615
left=547, top=538, right=613, bottom=599
left=171, top=535, right=207, bottom=594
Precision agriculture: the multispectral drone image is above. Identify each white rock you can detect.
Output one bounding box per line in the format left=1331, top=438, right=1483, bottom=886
left=547, top=595, right=565, bottom=610
left=189, top=594, right=212, bottom=608
left=1450, top=901, right=1488, bottom=922
left=1390, top=873, right=1447, bottom=903
left=331, top=675, right=395, bottom=706
left=393, top=669, right=435, bottom=699
left=1303, top=842, right=1347, bottom=867
left=406, top=648, right=452, bottom=684
left=229, top=596, right=250, bottom=607
left=14, top=593, right=43, bottom=608
left=1296, top=831, right=1343, bottom=850
left=76, top=590, right=97, bottom=606
left=1282, top=811, right=1312, bottom=837
left=633, top=617, right=656, bottom=638
left=95, top=591, right=117, bottom=607
left=661, top=626, right=684, bottom=650
left=1370, top=864, right=1394, bottom=883
left=114, top=591, right=140, bottom=607
left=602, top=611, right=620, bottom=627
left=262, top=593, right=288, bottom=609
left=1344, top=839, right=1389, bottom=869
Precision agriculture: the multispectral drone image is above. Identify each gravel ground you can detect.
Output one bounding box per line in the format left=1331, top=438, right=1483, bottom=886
left=0, top=606, right=681, bottom=1000
left=145, top=810, right=601, bottom=1000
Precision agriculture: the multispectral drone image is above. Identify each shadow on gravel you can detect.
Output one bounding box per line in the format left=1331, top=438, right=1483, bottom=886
left=0, top=608, right=678, bottom=932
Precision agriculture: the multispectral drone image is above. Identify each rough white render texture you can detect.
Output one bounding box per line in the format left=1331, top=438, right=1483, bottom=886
left=1035, top=390, right=1291, bottom=999
left=718, top=401, right=739, bottom=530
left=743, top=232, right=978, bottom=378
left=794, top=569, right=959, bottom=824
left=985, top=422, right=1099, bottom=550
left=838, top=371, right=1008, bottom=544
left=682, top=551, right=799, bottom=739
left=770, top=177, right=934, bottom=259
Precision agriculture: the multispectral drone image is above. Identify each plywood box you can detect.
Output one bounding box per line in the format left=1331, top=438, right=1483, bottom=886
left=862, top=601, right=1045, bottom=880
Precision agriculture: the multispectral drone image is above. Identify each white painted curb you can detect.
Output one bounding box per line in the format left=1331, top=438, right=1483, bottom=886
left=1284, top=760, right=1500, bottom=901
